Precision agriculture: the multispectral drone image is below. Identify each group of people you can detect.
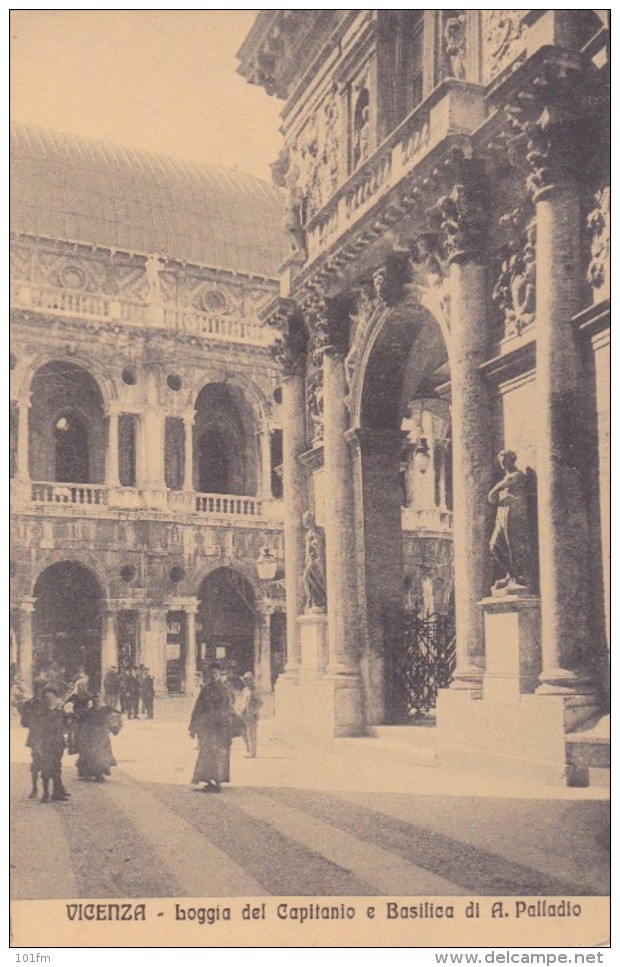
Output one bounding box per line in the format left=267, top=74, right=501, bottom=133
left=17, top=669, right=121, bottom=802
left=103, top=665, right=155, bottom=720
left=13, top=658, right=263, bottom=800
left=189, top=665, right=262, bottom=793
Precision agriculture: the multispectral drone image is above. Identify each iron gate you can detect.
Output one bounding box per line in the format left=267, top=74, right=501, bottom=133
left=387, top=608, right=456, bottom=720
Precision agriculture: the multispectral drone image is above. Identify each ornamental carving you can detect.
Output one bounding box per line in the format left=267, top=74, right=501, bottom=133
left=436, top=151, right=486, bottom=263
left=269, top=328, right=308, bottom=378
left=444, top=13, right=466, bottom=80
left=492, top=211, right=536, bottom=339
left=274, top=87, right=343, bottom=233
left=586, top=187, right=610, bottom=299
left=482, top=10, right=527, bottom=84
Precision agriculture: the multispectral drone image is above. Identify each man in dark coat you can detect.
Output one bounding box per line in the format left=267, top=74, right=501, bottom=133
left=140, top=669, right=155, bottom=719
left=126, top=668, right=140, bottom=719
left=188, top=662, right=233, bottom=793
left=26, top=686, right=70, bottom=802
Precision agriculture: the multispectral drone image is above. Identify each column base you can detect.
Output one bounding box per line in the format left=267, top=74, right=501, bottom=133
left=436, top=594, right=603, bottom=784
left=298, top=613, right=328, bottom=683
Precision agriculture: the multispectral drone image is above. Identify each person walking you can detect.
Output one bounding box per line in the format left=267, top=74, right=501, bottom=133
left=140, top=669, right=155, bottom=719
left=188, top=662, right=233, bottom=793
left=76, top=693, right=119, bottom=782
left=239, top=671, right=262, bottom=758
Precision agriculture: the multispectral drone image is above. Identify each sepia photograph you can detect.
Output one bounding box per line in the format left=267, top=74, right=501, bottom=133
left=9, top=8, right=610, bottom=949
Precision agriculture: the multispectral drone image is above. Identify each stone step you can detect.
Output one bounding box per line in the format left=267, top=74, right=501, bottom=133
left=564, top=714, right=610, bottom=787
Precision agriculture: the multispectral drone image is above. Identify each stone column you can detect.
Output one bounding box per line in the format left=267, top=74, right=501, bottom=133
left=184, top=602, right=198, bottom=693
left=140, top=607, right=167, bottom=693
left=346, top=428, right=405, bottom=724
left=434, top=162, right=494, bottom=692
left=183, top=410, right=194, bottom=492
left=278, top=354, right=308, bottom=681
left=529, top=138, right=594, bottom=703
left=321, top=344, right=363, bottom=716
left=448, top=259, right=494, bottom=689
left=141, top=372, right=165, bottom=494
left=258, top=426, right=273, bottom=499
left=18, top=597, right=35, bottom=689
left=101, top=607, right=118, bottom=679
left=106, top=409, right=120, bottom=487
left=16, top=396, right=30, bottom=481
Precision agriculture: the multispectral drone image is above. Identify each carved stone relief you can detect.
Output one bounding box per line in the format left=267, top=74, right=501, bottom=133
left=482, top=10, right=527, bottom=84
left=492, top=209, right=536, bottom=339
left=586, top=186, right=610, bottom=299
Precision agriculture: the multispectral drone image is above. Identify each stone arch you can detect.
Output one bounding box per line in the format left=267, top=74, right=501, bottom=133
left=32, top=558, right=107, bottom=689
left=31, top=551, right=109, bottom=601
left=348, top=295, right=450, bottom=432
left=192, top=381, right=261, bottom=495
left=23, top=349, right=119, bottom=407
left=190, top=558, right=259, bottom=601
left=29, top=360, right=108, bottom=483
left=347, top=292, right=453, bottom=726
left=195, top=565, right=258, bottom=679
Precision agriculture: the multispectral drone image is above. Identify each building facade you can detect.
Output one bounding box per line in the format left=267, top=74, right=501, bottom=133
left=238, top=10, right=610, bottom=781
left=10, top=123, right=289, bottom=706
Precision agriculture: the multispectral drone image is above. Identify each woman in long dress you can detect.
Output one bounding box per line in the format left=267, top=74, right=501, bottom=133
left=76, top=693, right=117, bottom=782
left=189, top=662, right=233, bottom=793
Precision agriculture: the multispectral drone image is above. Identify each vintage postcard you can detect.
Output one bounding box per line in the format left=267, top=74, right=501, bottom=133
left=9, top=9, right=610, bottom=949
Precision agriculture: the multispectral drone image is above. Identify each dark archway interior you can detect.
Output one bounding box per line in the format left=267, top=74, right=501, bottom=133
left=193, top=382, right=258, bottom=495
left=54, top=412, right=89, bottom=483
left=197, top=568, right=255, bottom=683
left=29, top=361, right=106, bottom=483
left=33, top=561, right=103, bottom=689
left=198, top=428, right=230, bottom=494
left=360, top=306, right=449, bottom=430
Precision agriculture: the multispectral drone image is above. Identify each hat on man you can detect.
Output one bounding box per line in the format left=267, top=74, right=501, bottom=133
left=241, top=672, right=255, bottom=684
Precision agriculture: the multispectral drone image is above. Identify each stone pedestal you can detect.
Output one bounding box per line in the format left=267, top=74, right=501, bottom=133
left=298, top=613, right=328, bottom=683
left=437, top=592, right=595, bottom=784
left=481, top=595, right=541, bottom=702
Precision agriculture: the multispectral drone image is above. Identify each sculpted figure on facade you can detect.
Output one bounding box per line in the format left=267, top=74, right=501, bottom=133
left=282, top=163, right=307, bottom=261
left=487, top=450, right=534, bottom=594
left=144, top=254, right=165, bottom=304
left=444, top=14, right=466, bottom=80
left=301, top=511, right=327, bottom=613
left=586, top=186, right=610, bottom=297
left=492, top=216, right=536, bottom=338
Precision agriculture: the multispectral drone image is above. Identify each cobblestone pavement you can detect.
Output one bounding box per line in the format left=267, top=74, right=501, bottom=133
left=10, top=702, right=610, bottom=900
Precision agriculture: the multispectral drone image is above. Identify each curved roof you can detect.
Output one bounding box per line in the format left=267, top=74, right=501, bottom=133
left=10, top=122, right=287, bottom=278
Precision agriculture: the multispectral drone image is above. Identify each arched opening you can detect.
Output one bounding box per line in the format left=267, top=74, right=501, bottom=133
left=196, top=568, right=256, bottom=683
left=193, top=382, right=258, bottom=495
left=355, top=301, right=454, bottom=725
left=29, top=361, right=106, bottom=483
left=33, top=561, right=104, bottom=690
left=54, top=413, right=89, bottom=483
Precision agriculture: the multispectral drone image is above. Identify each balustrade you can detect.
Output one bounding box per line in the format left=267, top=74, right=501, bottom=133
left=11, top=281, right=275, bottom=348
left=31, top=482, right=109, bottom=506
left=194, top=493, right=262, bottom=517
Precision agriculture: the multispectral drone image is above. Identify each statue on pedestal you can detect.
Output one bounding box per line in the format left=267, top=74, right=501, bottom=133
left=488, top=450, right=535, bottom=594
left=302, top=511, right=327, bottom=613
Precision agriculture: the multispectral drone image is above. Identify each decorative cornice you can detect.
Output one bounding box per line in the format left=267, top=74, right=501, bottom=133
left=479, top=339, right=536, bottom=388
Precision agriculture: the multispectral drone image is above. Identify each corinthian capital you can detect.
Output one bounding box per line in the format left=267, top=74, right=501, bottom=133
left=303, top=292, right=350, bottom=357
left=436, top=149, right=487, bottom=264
